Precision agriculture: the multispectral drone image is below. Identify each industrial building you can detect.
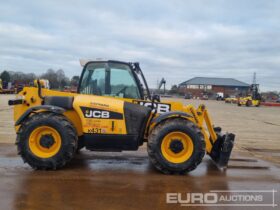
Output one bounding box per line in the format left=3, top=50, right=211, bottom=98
left=178, top=77, right=250, bottom=98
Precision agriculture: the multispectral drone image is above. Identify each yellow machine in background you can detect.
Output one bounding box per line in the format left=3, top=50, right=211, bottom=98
left=0, top=79, right=2, bottom=93
left=225, top=96, right=238, bottom=104
left=9, top=60, right=235, bottom=174
left=34, top=79, right=50, bottom=89
left=238, top=96, right=260, bottom=107
left=0, top=78, right=15, bottom=94
left=238, top=84, right=261, bottom=107
left=238, top=73, right=261, bottom=107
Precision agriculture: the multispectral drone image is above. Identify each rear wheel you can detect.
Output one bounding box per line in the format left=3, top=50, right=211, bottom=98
left=16, top=112, right=77, bottom=170
left=147, top=118, right=205, bottom=174
left=246, top=100, right=252, bottom=106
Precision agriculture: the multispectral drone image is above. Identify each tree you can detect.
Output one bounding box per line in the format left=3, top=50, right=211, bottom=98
left=41, top=69, right=70, bottom=89
left=56, top=69, right=65, bottom=89
left=61, top=78, right=70, bottom=88
left=9, top=71, right=36, bottom=84
left=70, top=76, right=80, bottom=87
left=41, top=69, right=59, bottom=89
left=169, top=85, right=178, bottom=95
left=0, top=68, right=72, bottom=90
left=0, top=71, right=11, bottom=82
left=25, top=73, right=36, bottom=84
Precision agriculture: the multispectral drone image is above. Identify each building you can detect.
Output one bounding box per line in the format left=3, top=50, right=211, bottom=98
left=178, top=77, right=250, bottom=98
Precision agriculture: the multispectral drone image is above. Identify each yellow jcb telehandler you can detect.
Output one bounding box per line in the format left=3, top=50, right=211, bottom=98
left=8, top=60, right=235, bottom=174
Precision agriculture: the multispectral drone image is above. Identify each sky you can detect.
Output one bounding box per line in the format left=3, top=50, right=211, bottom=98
left=0, top=0, right=280, bottom=91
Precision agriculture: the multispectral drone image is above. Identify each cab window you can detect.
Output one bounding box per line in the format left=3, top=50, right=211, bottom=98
left=79, top=62, right=141, bottom=99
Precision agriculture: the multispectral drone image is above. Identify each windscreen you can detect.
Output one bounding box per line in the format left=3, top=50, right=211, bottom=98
left=79, top=62, right=141, bottom=99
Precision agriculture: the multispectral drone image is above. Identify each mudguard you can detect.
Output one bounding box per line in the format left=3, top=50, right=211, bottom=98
left=15, top=105, right=65, bottom=126
left=152, top=111, right=192, bottom=124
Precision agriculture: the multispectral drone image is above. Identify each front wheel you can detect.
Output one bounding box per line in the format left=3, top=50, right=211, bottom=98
left=147, top=119, right=205, bottom=174
left=16, top=112, right=77, bottom=170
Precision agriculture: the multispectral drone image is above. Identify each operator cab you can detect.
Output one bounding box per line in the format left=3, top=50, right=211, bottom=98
left=78, top=60, right=151, bottom=100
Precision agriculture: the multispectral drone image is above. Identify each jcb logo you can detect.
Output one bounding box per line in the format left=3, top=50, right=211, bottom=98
left=138, top=101, right=171, bottom=113
left=81, top=106, right=123, bottom=120
left=85, top=110, right=110, bottom=118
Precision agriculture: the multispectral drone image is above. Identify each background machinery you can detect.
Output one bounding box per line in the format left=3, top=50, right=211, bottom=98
left=238, top=73, right=261, bottom=107
left=9, top=60, right=235, bottom=174
left=0, top=79, right=16, bottom=94
left=216, top=92, right=224, bottom=101
left=34, top=79, right=50, bottom=89
left=0, top=79, right=2, bottom=94
left=157, top=78, right=166, bottom=95
left=225, top=95, right=238, bottom=104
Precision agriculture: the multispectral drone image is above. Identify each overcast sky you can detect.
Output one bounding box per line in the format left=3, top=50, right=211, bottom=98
left=0, top=0, right=279, bottom=90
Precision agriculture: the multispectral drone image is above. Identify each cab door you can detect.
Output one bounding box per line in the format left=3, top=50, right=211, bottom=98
left=78, top=61, right=142, bottom=101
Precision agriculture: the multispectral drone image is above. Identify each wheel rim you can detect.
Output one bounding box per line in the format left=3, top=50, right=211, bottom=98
left=28, top=126, right=62, bottom=158
left=161, top=131, right=194, bottom=163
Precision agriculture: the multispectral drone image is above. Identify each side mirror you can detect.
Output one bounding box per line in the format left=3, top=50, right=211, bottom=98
left=152, top=94, right=161, bottom=102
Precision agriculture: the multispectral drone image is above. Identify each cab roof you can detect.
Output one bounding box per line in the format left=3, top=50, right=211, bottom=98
left=79, top=59, right=137, bottom=67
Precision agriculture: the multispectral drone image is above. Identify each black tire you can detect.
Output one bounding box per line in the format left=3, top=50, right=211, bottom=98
left=246, top=100, right=252, bottom=107
left=16, top=112, right=77, bottom=170
left=76, top=137, right=85, bottom=153
left=147, top=118, right=205, bottom=174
